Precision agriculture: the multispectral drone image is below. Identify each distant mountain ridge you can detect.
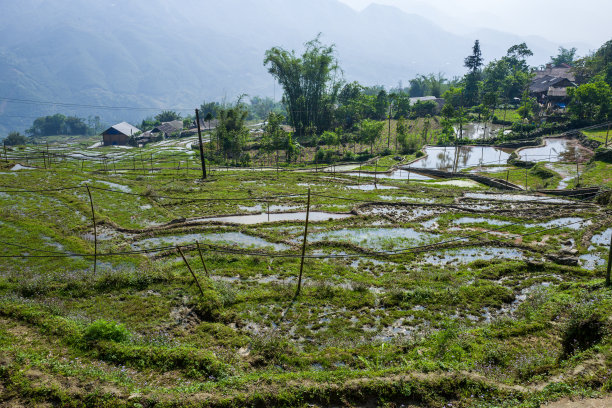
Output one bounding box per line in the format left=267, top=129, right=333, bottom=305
left=0, top=0, right=566, bottom=134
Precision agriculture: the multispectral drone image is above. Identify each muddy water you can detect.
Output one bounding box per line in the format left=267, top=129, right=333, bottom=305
left=518, top=138, right=593, bottom=163
left=196, top=212, right=352, bottom=225
left=411, top=146, right=512, bottom=171
left=131, top=232, right=289, bottom=251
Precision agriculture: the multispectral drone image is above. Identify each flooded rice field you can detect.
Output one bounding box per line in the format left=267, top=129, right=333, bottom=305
left=518, top=138, right=593, bottom=163
left=196, top=211, right=352, bottom=225
left=411, top=145, right=512, bottom=171
left=347, top=169, right=434, bottom=181
left=454, top=122, right=508, bottom=140
left=131, top=232, right=290, bottom=251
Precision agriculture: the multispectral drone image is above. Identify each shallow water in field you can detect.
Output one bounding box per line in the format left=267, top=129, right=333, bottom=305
left=579, top=253, right=605, bottom=270
left=421, top=247, right=524, bottom=265
left=195, top=212, right=352, bottom=225
left=454, top=123, right=506, bottom=140
left=347, top=169, right=433, bottom=181
left=411, top=146, right=512, bottom=171
left=592, top=228, right=612, bottom=246
left=464, top=192, right=574, bottom=204
left=309, top=227, right=439, bottom=251
left=131, top=232, right=289, bottom=251
left=345, top=184, right=398, bottom=191
left=518, top=138, right=592, bottom=163
left=452, top=217, right=512, bottom=227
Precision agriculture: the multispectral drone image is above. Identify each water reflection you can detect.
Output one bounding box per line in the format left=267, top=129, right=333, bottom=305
left=454, top=123, right=507, bottom=140
left=519, top=138, right=593, bottom=163
left=411, top=146, right=512, bottom=171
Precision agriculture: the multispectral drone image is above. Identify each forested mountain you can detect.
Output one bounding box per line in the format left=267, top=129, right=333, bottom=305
left=0, top=0, right=571, bottom=134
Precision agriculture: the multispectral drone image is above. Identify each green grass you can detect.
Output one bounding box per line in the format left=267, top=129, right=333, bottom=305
left=0, top=134, right=611, bottom=406
left=583, top=129, right=611, bottom=145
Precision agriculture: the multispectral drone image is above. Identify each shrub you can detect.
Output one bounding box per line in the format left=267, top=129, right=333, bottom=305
left=560, top=305, right=606, bottom=358
left=529, top=162, right=556, bottom=179
left=191, top=289, right=223, bottom=321
left=84, top=319, right=130, bottom=343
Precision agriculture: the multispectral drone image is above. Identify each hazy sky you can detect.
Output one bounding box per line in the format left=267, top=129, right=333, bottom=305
left=338, top=0, right=611, bottom=49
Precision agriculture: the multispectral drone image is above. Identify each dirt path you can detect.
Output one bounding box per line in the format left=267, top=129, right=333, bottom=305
left=543, top=395, right=612, bottom=408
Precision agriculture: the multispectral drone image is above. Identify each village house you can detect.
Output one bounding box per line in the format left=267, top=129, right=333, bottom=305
left=529, top=64, right=577, bottom=108
left=101, top=122, right=141, bottom=146
left=151, top=120, right=183, bottom=138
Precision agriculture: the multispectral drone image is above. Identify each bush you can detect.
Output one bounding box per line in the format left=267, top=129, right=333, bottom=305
left=191, top=289, right=223, bottom=321
left=561, top=305, right=606, bottom=358
left=529, top=162, right=556, bottom=179
left=415, top=151, right=425, bottom=158
left=84, top=319, right=130, bottom=343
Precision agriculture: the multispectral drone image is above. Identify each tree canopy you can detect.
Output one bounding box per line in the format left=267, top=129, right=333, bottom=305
left=26, top=114, right=91, bottom=137
left=264, top=36, right=342, bottom=137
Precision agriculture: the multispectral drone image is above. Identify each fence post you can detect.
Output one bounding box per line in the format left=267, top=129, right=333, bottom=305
left=295, top=188, right=311, bottom=297
left=195, top=241, right=210, bottom=277
left=606, top=123, right=610, bottom=147
left=374, top=159, right=378, bottom=188
left=195, top=109, right=207, bottom=179
left=177, top=246, right=205, bottom=296
left=85, top=185, right=97, bottom=275
left=576, top=153, right=580, bottom=187
left=605, top=230, right=612, bottom=287
left=407, top=167, right=410, bottom=184
left=3, top=142, right=7, bottom=163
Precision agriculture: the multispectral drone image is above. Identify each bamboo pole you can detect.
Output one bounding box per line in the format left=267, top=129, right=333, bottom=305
left=606, top=229, right=612, bottom=287
left=177, top=246, right=204, bottom=296
left=196, top=241, right=210, bottom=277
left=85, top=185, right=97, bottom=275
left=295, top=188, right=311, bottom=297
left=195, top=109, right=207, bottom=179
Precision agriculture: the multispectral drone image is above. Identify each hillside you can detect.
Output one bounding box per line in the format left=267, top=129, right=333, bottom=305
left=0, top=0, right=564, bottom=134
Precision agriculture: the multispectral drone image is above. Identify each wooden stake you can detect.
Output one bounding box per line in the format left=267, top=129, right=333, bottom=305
left=576, top=153, right=580, bottom=187
left=3, top=142, right=7, bottom=163
left=374, top=159, right=378, bottom=188
left=150, top=154, right=153, bottom=173
left=46, top=142, right=50, bottom=167
left=195, top=241, right=210, bottom=277
left=407, top=167, right=410, bottom=184
left=195, top=109, right=207, bottom=179
left=295, top=188, right=311, bottom=297
left=177, top=246, right=204, bottom=296
left=606, top=229, right=612, bottom=287
left=506, top=170, right=509, bottom=183
left=606, top=123, right=610, bottom=147
left=85, top=185, right=97, bottom=275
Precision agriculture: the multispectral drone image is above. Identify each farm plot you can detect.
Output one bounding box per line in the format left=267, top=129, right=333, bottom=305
left=0, top=144, right=611, bottom=407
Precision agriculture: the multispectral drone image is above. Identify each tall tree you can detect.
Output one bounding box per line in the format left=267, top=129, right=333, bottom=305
left=359, top=119, right=384, bottom=153
left=264, top=36, right=342, bottom=137
left=155, top=111, right=182, bottom=122
left=214, top=103, right=249, bottom=160
left=463, top=40, right=484, bottom=106
left=550, top=46, right=577, bottom=66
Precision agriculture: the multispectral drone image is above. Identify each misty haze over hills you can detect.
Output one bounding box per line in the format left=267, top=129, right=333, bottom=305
left=0, top=0, right=592, bottom=134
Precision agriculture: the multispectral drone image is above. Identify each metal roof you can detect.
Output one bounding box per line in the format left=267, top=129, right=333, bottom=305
left=106, top=122, right=141, bottom=136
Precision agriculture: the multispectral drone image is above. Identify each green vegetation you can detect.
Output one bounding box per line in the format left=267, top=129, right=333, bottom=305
left=0, top=132, right=611, bottom=406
